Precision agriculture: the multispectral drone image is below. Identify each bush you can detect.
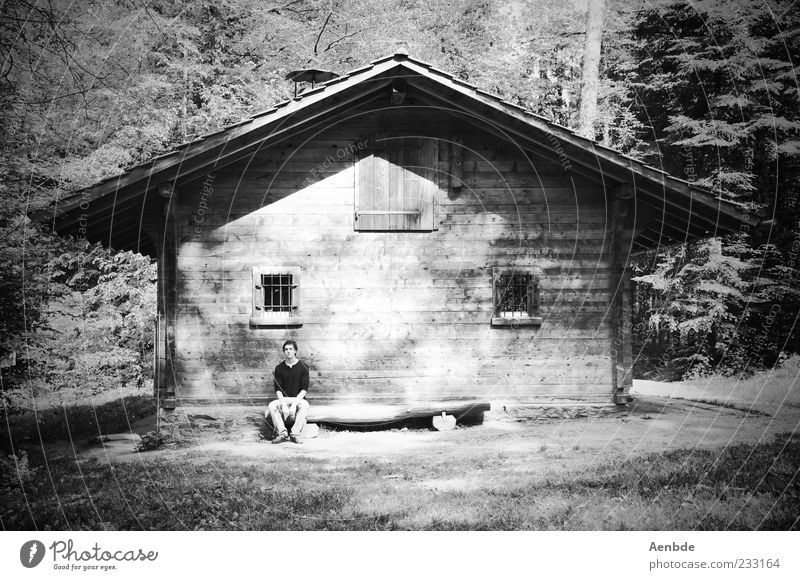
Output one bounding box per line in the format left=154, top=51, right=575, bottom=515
left=0, top=450, right=36, bottom=492
left=0, top=395, right=156, bottom=452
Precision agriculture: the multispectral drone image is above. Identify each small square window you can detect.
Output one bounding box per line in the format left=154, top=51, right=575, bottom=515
left=491, top=268, right=542, bottom=327
left=250, top=267, right=302, bottom=327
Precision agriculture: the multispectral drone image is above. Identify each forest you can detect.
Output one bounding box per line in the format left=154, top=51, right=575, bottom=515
left=1, top=0, right=798, bottom=409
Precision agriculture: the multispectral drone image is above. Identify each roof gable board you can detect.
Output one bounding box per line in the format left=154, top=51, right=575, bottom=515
left=38, top=60, right=403, bottom=223
left=395, top=62, right=757, bottom=240
left=32, top=52, right=759, bottom=253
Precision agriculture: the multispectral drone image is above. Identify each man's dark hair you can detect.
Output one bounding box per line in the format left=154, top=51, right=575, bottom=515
left=283, top=339, right=298, bottom=351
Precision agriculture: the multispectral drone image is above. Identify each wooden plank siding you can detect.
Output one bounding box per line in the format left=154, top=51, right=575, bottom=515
left=170, top=106, right=616, bottom=404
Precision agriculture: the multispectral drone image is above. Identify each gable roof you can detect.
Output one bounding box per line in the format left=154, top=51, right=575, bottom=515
left=32, top=51, right=760, bottom=257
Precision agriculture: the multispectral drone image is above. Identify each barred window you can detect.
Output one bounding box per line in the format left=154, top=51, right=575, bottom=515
left=491, top=268, right=542, bottom=327
left=261, top=274, right=295, bottom=312
left=250, top=267, right=302, bottom=327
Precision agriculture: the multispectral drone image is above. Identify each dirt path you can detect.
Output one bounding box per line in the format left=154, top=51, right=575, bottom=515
left=57, top=383, right=800, bottom=531
left=79, top=394, right=800, bottom=474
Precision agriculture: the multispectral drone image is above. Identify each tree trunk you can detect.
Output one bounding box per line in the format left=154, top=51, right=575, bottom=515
left=578, top=0, right=605, bottom=140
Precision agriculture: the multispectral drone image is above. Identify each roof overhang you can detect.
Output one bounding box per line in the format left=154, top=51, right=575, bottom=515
left=31, top=52, right=761, bottom=257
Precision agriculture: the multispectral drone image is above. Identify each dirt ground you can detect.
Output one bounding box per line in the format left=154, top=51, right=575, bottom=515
left=79, top=384, right=800, bottom=474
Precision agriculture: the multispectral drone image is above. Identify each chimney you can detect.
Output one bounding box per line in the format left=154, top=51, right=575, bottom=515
left=285, top=68, right=339, bottom=97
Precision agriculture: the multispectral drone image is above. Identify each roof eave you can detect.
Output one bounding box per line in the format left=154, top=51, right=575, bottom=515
left=31, top=52, right=760, bottom=246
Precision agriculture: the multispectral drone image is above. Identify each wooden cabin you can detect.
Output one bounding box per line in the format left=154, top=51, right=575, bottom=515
left=33, top=52, right=758, bottom=419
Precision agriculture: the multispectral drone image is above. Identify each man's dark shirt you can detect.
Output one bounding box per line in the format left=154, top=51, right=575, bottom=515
left=273, top=360, right=310, bottom=398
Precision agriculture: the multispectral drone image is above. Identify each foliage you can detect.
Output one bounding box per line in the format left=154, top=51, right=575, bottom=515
left=0, top=232, right=156, bottom=410
left=0, top=450, right=35, bottom=493
left=0, top=216, right=59, bottom=364
left=629, top=0, right=800, bottom=378
left=631, top=0, right=800, bottom=204
left=44, top=247, right=157, bottom=393
left=633, top=237, right=756, bottom=378
left=634, top=235, right=800, bottom=379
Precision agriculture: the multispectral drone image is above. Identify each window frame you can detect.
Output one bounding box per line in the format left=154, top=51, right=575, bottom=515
left=250, top=266, right=302, bottom=327
left=491, top=267, right=542, bottom=327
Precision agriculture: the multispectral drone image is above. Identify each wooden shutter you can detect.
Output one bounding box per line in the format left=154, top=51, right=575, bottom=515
left=355, top=135, right=438, bottom=231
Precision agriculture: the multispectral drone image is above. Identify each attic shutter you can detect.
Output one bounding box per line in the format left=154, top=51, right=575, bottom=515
left=355, top=135, right=438, bottom=231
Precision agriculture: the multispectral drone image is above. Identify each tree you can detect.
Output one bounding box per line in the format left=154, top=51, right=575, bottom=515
left=578, top=0, right=605, bottom=138
left=629, top=0, right=800, bottom=377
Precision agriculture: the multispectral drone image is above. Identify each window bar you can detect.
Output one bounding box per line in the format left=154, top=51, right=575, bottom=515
left=498, top=274, right=532, bottom=318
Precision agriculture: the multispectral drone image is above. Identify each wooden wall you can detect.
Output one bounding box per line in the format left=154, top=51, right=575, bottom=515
left=170, top=103, right=617, bottom=404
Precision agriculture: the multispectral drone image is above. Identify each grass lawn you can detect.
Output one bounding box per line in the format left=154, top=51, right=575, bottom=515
left=3, top=367, right=799, bottom=531
left=2, top=429, right=798, bottom=531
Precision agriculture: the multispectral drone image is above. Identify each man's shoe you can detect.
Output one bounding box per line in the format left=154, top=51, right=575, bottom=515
left=272, top=432, right=289, bottom=444
left=289, top=434, right=302, bottom=444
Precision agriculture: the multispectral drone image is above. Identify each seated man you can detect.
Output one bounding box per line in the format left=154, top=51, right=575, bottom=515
left=266, top=339, right=310, bottom=444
